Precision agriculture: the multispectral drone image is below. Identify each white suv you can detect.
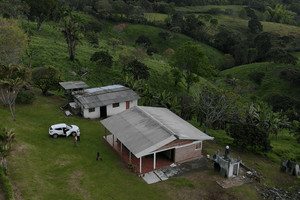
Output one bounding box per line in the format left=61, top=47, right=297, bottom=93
left=49, top=123, right=80, bottom=138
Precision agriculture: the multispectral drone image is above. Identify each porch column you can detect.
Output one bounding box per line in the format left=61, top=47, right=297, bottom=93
left=129, top=151, right=131, bottom=163
left=105, top=128, right=107, bottom=139
left=112, top=135, right=114, bottom=147
left=120, top=143, right=123, bottom=154
left=153, top=152, right=156, bottom=170
left=140, top=157, right=142, bottom=174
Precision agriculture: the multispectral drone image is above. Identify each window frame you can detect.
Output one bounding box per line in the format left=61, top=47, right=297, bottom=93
left=112, top=103, right=120, bottom=108
left=89, top=108, right=95, bottom=112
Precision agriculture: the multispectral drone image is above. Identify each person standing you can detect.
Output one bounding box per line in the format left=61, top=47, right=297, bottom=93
left=96, top=151, right=102, bottom=160
left=73, top=136, right=77, bottom=147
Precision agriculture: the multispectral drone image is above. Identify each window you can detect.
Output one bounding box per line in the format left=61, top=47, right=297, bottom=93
left=113, top=103, right=119, bottom=108
left=89, top=108, right=95, bottom=112
left=195, top=142, right=202, bottom=150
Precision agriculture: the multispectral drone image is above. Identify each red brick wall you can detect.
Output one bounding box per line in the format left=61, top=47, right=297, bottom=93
left=174, top=144, right=202, bottom=163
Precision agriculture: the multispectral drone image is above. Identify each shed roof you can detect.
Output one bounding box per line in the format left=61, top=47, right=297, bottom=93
left=59, top=81, right=89, bottom=90
left=74, top=85, right=139, bottom=109
left=101, top=106, right=213, bottom=158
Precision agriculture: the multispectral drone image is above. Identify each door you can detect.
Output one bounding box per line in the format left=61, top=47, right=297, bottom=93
left=126, top=101, right=130, bottom=109
left=100, top=106, right=107, bottom=118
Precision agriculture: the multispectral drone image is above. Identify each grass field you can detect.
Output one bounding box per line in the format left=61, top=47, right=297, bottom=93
left=1, top=92, right=298, bottom=199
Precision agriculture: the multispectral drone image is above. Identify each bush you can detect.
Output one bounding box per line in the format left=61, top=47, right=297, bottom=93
left=265, top=94, right=296, bottom=112
left=16, top=88, right=35, bottom=104
left=0, top=166, right=14, bottom=200
left=147, top=47, right=158, bottom=56
left=85, top=31, right=99, bottom=47
left=90, top=51, right=113, bottom=68
left=248, top=71, right=265, bottom=85
left=135, top=35, right=152, bottom=47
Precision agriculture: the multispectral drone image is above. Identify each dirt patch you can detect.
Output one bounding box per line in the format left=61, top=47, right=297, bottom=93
left=0, top=183, right=6, bottom=200
left=55, top=158, right=70, bottom=167
left=13, top=184, right=24, bottom=200
left=67, top=170, right=91, bottom=200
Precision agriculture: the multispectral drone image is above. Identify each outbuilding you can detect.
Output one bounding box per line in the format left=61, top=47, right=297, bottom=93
left=101, top=106, right=213, bottom=174
left=74, top=85, right=139, bottom=119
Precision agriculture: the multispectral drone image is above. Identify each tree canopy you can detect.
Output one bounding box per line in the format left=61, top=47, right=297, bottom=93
left=0, top=18, right=28, bottom=65
left=170, top=42, right=215, bottom=93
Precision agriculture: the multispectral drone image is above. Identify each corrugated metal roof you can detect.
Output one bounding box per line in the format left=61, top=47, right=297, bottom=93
left=74, top=85, right=140, bottom=109
left=100, top=106, right=213, bottom=158
left=59, top=81, right=89, bottom=90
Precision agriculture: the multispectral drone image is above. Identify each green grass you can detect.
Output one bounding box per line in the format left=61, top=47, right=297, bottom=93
left=168, top=178, right=195, bottom=188
left=1, top=92, right=168, bottom=200
left=144, top=13, right=168, bottom=22
left=175, top=5, right=246, bottom=16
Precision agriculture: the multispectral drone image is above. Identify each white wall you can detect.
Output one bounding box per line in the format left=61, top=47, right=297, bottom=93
left=81, top=99, right=138, bottom=118
left=83, top=107, right=100, bottom=119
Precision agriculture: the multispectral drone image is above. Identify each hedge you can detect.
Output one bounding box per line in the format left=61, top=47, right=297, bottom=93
left=0, top=166, right=15, bottom=200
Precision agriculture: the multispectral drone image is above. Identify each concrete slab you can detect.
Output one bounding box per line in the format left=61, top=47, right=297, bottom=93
left=142, top=172, right=161, bottom=184
left=154, top=169, right=168, bottom=181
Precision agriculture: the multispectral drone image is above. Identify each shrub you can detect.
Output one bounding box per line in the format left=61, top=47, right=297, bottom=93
left=85, top=31, right=99, bottom=47
left=147, top=47, right=158, bottom=56
left=0, top=166, right=14, bottom=200
left=90, top=51, right=113, bottom=68
left=248, top=71, right=265, bottom=85
left=265, top=94, right=295, bottom=112
left=16, top=88, right=35, bottom=104
left=135, top=35, right=152, bottom=47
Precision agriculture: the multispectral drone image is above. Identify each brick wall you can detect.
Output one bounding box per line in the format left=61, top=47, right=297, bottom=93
left=174, top=144, right=202, bottom=163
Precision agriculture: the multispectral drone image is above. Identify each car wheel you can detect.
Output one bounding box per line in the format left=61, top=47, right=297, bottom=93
left=72, top=132, right=77, bottom=137
left=53, top=134, right=58, bottom=139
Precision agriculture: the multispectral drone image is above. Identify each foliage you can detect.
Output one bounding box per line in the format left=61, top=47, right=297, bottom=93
left=264, top=4, right=296, bottom=25
left=162, top=48, right=175, bottom=60
left=118, top=49, right=135, bottom=67
left=0, top=0, right=29, bottom=19
left=135, top=35, right=152, bottom=47
left=267, top=48, right=298, bottom=65
left=0, top=166, right=14, bottom=200
left=248, top=102, right=290, bottom=137
left=227, top=119, right=271, bottom=151
left=146, top=47, right=158, bottom=56
left=193, top=85, right=238, bottom=133
left=279, top=67, right=300, bottom=87
left=170, top=42, right=215, bottom=93
left=123, top=60, right=150, bottom=80
left=248, top=71, right=265, bottom=85
left=0, top=64, right=30, bottom=121
left=170, top=68, right=182, bottom=86
left=60, top=7, right=84, bottom=61
left=15, top=88, right=35, bottom=104
left=248, top=18, right=263, bottom=34
left=32, top=65, right=61, bottom=95
left=90, top=51, right=113, bottom=68
left=24, top=0, right=57, bottom=31
left=291, top=120, right=300, bottom=143
left=85, top=31, right=99, bottom=47
left=0, top=18, right=28, bottom=65
left=265, top=94, right=297, bottom=112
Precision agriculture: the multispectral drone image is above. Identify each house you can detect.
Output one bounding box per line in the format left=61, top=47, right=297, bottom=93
left=59, top=81, right=90, bottom=95
left=101, top=106, right=213, bottom=174
left=73, top=85, right=140, bottom=119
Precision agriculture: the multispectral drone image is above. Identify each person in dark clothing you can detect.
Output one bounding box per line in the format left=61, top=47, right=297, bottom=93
left=96, top=151, right=102, bottom=160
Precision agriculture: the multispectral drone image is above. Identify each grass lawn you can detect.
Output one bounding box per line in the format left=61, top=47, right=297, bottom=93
left=1, top=92, right=168, bottom=200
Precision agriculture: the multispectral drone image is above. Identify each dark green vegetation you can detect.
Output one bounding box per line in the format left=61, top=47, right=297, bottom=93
left=1, top=0, right=300, bottom=199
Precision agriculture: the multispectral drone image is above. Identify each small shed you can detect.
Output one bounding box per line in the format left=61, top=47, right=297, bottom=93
left=74, top=85, right=140, bottom=119
left=101, top=106, right=213, bottom=174
left=59, top=81, right=89, bottom=93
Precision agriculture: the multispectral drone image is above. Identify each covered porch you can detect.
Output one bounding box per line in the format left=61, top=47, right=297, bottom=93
left=103, top=134, right=173, bottom=174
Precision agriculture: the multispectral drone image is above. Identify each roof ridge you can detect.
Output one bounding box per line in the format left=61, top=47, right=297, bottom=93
left=137, top=106, right=178, bottom=138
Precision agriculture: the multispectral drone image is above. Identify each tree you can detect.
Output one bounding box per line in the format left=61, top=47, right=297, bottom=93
left=25, top=0, right=57, bottom=31
left=194, top=85, right=238, bottom=133
left=90, top=51, right=113, bottom=68
left=0, top=0, right=29, bottom=19
left=0, top=127, right=15, bottom=173
left=123, top=60, right=150, bottom=80
left=267, top=48, right=298, bottom=65
left=0, top=64, right=30, bottom=121
left=248, top=102, right=290, bottom=137
left=0, top=18, right=28, bottom=65
left=170, top=42, right=215, bottom=93
left=227, top=118, right=271, bottom=151
left=60, top=7, right=83, bottom=62
left=248, top=18, right=263, bottom=34
left=291, top=120, right=300, bottom=143
left=170, top=68, right=182, bottom=86
left=135, top=35, right=152, bottom=48
left=32, top=65, right=61, bottom=95
left=118, top=49, right=134, bottom=68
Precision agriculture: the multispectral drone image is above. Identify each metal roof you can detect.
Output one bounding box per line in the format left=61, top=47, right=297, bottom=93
left=74, top=85, right=140, bottom=109
left=100, top=106, right=213, bottom=158
left=59, top=81, right=89, bottom=90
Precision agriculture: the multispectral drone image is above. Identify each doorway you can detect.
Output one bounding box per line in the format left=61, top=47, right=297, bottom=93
left=100, top=106, right=107, bottom=118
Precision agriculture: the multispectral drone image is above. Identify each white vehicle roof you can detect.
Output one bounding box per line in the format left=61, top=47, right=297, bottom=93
left=50, top=123, right=70, bottom=129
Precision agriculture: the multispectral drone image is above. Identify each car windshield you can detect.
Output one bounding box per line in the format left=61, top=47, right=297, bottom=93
left=66, top=124, right=72, bottom=129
